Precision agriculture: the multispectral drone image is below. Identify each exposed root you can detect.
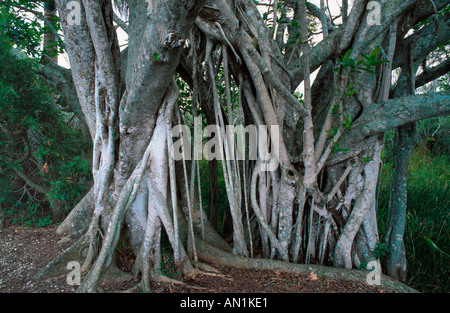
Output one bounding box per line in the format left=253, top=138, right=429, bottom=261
left=34, top=234, right=89, bottom=281
left=152, top=275, right=209, bottom=291
left=152, top=274, right=187, bottom=286
left=195, top=237, right=417, bottom=293
left=56, top=187, right=94, bottom=238
left=125, top=273, right=207, bottom=293
left=58, top=227, right=87, bottom=245
left=193, top=261, right=221, bottom=274
left=100, top=263, right=134, bottom=284
left=122, top=286, right=141, bottom=293
left=189, top=262, right=234, bottom=280
left=196, top=270, right=234, bottom=281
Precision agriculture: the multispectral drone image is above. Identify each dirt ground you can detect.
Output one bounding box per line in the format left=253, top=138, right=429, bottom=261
left=0, top=226, right=397, bottom=293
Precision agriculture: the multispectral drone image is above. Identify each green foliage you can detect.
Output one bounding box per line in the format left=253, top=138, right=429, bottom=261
left=373, top=242, right=390, bottom=260
left=136, top=280, right=151, bottom=293
left=344, top=82, right=356, bottom=97
left=358, top=260, right=368, bottom=270
left=417, top=117, right=450, bottom=156
left=293, top=91, right=305, bottom=106
left=423, top=236, right=450, bottom=258
left=158, top=248, right=182, bottom=279
left=36, top=214, right=52, bottom=227
left=336, top=48, right=389, bottom=75
left=331, top=141, right=349, bottom=153
left=0, top=34, right=92, bottom=226
left=342, top=113, right=353, bottom=129
left=378, top=146, right=450, bottom=292
left=359, top=47, right=390, bottom=74
left=325, top=127, right=338, bottom=138
left=0, top=0, right=64, bottom=58
left=331, top=104, right=339, bottom=114
left=439, top=75, right=450, bottom=91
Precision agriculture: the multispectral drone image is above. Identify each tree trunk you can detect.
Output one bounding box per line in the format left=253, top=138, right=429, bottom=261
left=385, top=122, right=417, bottom=281
left=385, top=43, right=418, bottom=281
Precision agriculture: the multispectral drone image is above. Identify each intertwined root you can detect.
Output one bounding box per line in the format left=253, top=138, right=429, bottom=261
left=194, top=238, right=417, bottom=293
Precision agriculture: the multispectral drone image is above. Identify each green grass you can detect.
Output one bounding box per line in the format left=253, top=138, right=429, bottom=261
left=377, top=147, right=450, bottom=292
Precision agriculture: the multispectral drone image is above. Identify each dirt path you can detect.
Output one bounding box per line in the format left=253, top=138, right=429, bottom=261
left=0, top=226, right=75, bottom=292
left=0, top=226, right=396, bottom=293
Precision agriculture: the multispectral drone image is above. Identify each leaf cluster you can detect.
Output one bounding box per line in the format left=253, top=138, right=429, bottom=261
left=336, top=48, right=390, bottom=75
left=0, top=0, right=64, bottom=58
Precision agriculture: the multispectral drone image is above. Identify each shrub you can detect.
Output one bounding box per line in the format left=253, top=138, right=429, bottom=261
left=0, top=34, right=92, bottom=226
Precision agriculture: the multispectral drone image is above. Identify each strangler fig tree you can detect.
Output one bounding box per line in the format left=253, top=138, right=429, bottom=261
left=32, top=0, right=449, bottom=292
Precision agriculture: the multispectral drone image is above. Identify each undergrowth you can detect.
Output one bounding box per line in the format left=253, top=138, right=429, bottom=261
left=377, top=145, right=449, bottom=293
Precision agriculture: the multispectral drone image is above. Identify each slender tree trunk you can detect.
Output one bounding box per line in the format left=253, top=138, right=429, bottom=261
left=385, top=122, right=416, bottom=281
left=385, top=44, right=418, bottom=281
left=43, top=0, right=57, bottom=63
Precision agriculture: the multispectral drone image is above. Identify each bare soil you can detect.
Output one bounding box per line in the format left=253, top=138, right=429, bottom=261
left=0, top=226, right=396, bottom=293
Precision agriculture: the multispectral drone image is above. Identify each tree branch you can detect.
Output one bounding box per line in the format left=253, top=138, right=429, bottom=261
left=415, top=59, right=450, bottom=89
left=290, top=0, right=370, bottom=89
left=113, top=11, right=129, bottom=34
left=14, top=168, right=49, bottom=195
left=350, top=92, right=450, bottom=142
left=393, top=12, right=450, bottom=70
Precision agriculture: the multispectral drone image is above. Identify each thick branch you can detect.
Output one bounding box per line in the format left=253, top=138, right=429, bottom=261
left=350, top=92, right=450, bottom=142
left=392, top=13, right=450, bottom=70
left=415, top=59, right=450, bottom=89
left=13, top=168, right=49, bottom=195
left=396, top=0, right=449, bottom=40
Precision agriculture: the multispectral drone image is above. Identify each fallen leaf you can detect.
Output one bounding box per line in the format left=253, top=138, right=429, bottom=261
left=308, top=272, right=318, bottom=281
left=42, top=162, right=49, bottom=174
